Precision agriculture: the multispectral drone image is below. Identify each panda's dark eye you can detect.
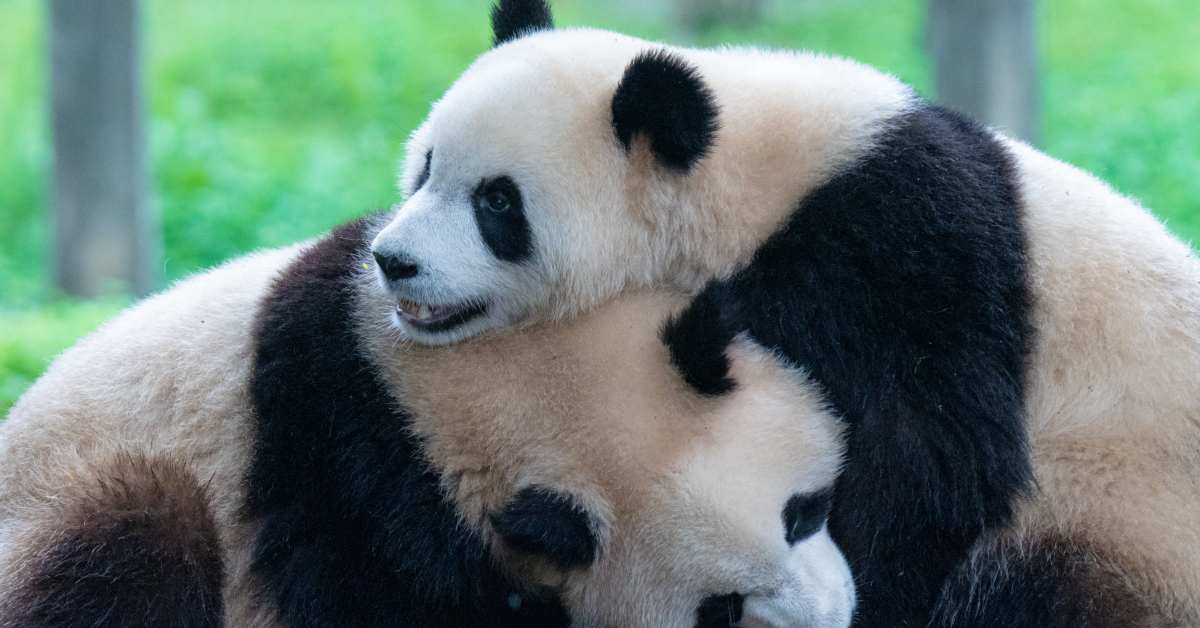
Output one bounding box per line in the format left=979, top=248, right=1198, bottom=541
left=472, top=176, right=531, bottom=263
left=473, top=177, right=523, bottom=216
left=483, top=189, right=511, bottom=213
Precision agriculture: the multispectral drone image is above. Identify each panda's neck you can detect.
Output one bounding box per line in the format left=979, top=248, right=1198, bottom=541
left=650, top=56, right=918, bottom=282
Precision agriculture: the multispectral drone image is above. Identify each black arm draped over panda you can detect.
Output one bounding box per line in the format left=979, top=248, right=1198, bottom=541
left=664, top=103, right=1035, bottom=628
left=245, top=217, right=568, bottom=627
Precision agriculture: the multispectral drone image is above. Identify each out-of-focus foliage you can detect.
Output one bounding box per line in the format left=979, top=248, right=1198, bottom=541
left=0, top=0, right=1196, bottom=414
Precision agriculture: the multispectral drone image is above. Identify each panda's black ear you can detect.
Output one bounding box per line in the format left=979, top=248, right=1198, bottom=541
left=490, top=0, right=554, bottom=47
left=661, top=283, right=739, bottom=396
left=612, top=49, right=719, bottom=172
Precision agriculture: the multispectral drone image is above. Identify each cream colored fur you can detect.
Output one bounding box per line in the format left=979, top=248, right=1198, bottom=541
left=0, top=243, right=849, bottom=627
left=1003, top=140, right=1200, bottom=622
left=1, top=22, right=1197, bottom=626
left=383, top=27, right=1200, bottom=621
left=379, top=29, right=913, bottom=343
left=0, top=245, right=304, bottom=626
left=358, top=286, right=848, bottom=627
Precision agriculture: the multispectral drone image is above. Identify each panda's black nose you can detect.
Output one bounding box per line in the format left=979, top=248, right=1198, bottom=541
left=373, top=251, right=420, bottom=281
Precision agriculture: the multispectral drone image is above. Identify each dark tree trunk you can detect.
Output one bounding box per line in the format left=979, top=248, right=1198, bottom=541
left=50, top=0, right=157, bottom=297
left=927, top=0, right=1040, bottom=144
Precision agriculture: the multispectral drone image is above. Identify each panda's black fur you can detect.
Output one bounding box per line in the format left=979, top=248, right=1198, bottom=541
left=612, top=49, right=721, bottom=173
left=1, top=455, right=225, bottom=628
left=930, top=536, right=1171, bottom=628
left=5, top=2, right=1194, bottom=626
left=664, top=103, right=1035, bottom=626
left=490, top=0, right=553, bottom=47
left=247, top=217, right=569, bottom=627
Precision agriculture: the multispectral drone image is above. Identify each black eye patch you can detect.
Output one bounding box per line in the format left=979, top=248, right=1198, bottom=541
left=782, top=488, right=833, bottom=545
left=411, top=150, right=432, bottom=195
left=695, top=593, right=744, bottom=628
left=472, top=176, right=533, bottom=263
left=490, top=486, right=598, bottom=570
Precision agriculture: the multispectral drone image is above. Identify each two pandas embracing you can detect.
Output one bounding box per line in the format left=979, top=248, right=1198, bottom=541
left=2, top=1, right=1199, bottom=627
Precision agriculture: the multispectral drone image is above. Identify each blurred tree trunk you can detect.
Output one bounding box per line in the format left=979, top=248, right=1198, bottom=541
left=927, top=0, right=1040, bottom=144
left=50, top=0, right=157, bottom=297
left=677, top=0, right=764, bottom=33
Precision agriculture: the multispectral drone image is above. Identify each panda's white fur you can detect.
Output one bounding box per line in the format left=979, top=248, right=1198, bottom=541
left=366, top=2, right=1200, bottom=626
left=0, top=216, right=853, bottom=627
left=0, top=247, right=301, bottom=626
left=1000, top=139, right=1200, bottom=619
left=374, top=30, right=911, bottom=345
left=361, top=286, right=852, bottom=627
left=2, top=0, right=1198, bottom=625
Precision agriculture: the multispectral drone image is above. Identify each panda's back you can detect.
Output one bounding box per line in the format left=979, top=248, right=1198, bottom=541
left=0, top=243, right=303, bottom=625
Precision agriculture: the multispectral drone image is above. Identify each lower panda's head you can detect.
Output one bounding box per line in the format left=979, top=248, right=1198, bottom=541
left=382, top=289, right=855, bottom=627
left=484, top=336, right=854, bottom=628
left=369, top=1, right=743, bottom=345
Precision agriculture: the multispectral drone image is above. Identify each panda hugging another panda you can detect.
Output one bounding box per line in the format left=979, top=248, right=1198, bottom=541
left=3, top=0, right=1200, bottom=626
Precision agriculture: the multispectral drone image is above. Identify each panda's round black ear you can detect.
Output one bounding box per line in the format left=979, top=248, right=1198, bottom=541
left=611, top=49, right=719, bottom=172
left=490, top=0, right=554, bottom=47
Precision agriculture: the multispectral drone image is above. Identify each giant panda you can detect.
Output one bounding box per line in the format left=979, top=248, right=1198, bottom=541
left=363, top=1, right=1200, bottom=626
left=0, top=213, right=855, bottom=626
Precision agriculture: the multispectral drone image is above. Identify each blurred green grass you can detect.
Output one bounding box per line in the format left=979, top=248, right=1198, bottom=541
left=0, top=0, right=1197, bottom=414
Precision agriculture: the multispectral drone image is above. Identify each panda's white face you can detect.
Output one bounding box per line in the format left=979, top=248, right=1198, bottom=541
left=550, top=337, right=855, bottom=627
left=370, top=35, right=652, bottom=345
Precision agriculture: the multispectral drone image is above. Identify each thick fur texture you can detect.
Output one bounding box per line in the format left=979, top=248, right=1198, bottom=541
left=491, top=487, right=599, bottom=570
left=660, top=287, right=737, bottom=396
left=5, top=5, right=1200, bottom=626
left=376, top=11, right=1200, bottom=627
left=247, top=217, right=568, bottom=627
left=249, top=215, right=851, bottom=627
left=383, top=30, right=912, bottom=344
left=668, top=103, right=1034, bottom=626
left=612, top=49, right=720, bottom=171
left=931, top=536, right=1175, bottom=628
left=0, top=245, right=300, bottom=626
left=491, top=0, right=553, bottom=47
left=356, top=240, right=851, bottom=625
left=0, top=212, right=850, bottom=628
left=0, top=455, right=223, bottom=628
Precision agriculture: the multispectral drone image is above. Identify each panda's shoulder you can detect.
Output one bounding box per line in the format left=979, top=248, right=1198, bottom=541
left=244, top=215, right=562, bottom=624
left=3, top=242, right=304, bottom=439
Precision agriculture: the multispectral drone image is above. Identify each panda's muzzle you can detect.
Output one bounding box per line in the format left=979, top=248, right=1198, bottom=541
left=395, top=298, right=488, bottom=332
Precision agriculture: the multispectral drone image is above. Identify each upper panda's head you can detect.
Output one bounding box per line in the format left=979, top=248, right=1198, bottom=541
left=371, top=0, right=698, bottom=344
left=370, top=0, right=908, bottom=344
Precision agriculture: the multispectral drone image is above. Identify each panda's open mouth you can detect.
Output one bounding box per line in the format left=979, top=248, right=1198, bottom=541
left=396, top=298, right=488, bottom=332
